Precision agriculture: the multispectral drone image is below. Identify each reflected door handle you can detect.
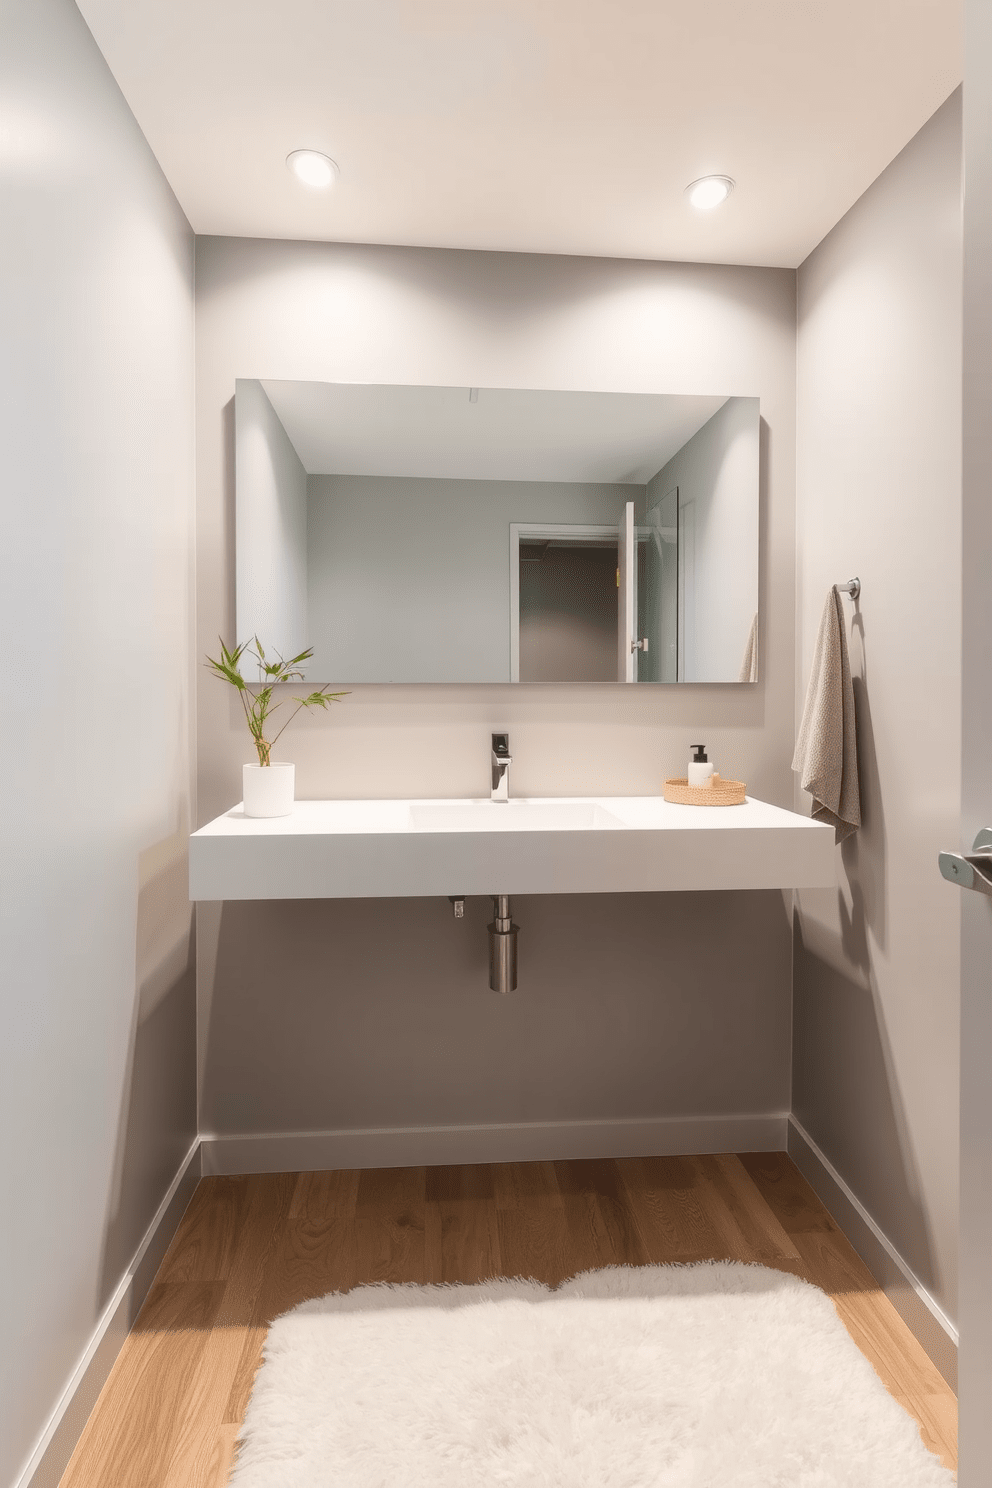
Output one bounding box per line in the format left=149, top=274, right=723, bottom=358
left=938, top=828, right=992, bottom=895
left=631, top=638, right=649, bottom=653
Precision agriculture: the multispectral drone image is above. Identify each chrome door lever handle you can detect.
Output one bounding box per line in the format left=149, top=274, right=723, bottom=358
left=938, top=828, right=992, bottom=895
left=938, top=853, right=984, bottom=893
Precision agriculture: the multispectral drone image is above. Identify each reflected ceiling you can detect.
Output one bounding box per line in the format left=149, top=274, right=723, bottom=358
left=259, top=382, right=728, bottom=483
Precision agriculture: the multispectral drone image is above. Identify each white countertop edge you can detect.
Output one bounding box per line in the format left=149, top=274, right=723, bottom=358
left=191, top=794, right=833, bottom=838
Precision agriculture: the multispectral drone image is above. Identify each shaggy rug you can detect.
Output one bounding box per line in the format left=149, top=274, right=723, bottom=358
left=229, top=1263, right=954, bottom=1487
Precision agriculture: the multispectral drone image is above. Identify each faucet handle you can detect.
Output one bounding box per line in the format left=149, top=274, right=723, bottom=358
left=492, top=732, right=510, bottom=758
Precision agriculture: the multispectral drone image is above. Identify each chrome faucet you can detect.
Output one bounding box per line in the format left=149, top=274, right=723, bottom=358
left=491, top=733, right=512, bottom=802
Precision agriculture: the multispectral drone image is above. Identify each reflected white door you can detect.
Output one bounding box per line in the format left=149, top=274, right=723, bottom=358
left=617, top=500, right=635, bottom=682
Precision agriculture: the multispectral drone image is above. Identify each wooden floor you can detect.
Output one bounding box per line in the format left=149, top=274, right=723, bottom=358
left=59, top=1153, right=957, bottom=1485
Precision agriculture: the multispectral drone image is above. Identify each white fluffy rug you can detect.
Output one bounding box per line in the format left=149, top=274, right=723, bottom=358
left=230, top=1263, right=954, bottom=1487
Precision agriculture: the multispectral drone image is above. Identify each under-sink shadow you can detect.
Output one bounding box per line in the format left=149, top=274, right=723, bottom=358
left=198, top=888, right=794, bottom=1140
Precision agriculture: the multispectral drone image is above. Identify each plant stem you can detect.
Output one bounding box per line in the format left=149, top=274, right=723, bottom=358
left=268, top=700, right=310, bottom=749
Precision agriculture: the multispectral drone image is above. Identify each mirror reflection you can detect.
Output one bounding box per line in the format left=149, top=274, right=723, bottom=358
left=235, top=380, right=759, bottom=684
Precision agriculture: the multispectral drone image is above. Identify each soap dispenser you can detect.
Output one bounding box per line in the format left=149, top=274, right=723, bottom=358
left=688, top=743, right=714, bottom=787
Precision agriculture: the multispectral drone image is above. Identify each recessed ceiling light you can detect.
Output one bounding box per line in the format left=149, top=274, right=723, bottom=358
left=685, top=175, right=735, bottom=210
left=286, top=150, right=338, bottom=190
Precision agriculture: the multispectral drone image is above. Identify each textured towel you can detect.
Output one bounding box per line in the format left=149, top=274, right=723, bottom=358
left=792, top=586, right=861, bottom=842
left=738, top=613, right=758, bottom=682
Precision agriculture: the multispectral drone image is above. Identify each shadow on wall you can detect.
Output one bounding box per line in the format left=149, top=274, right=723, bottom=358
left=197, top=889, right=793, bottom=1140
left=98, top=826, right=197, bottom=1314
left=793, top=622, right=937, bottom=1294
left=792, top=919, right=938, bottom=1295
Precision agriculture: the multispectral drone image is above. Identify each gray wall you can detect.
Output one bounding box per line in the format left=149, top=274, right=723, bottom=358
left=306, top=475, right=636, bottom=683
left=0, top=1, right=196, bottom=1483
left=959, top=13, right=992, bottom=1478
left=235, top=378, right=309, bottom=660
left=795, top=93, right=962, bottom=1329
left=194, top=237, right=797, bottom=1153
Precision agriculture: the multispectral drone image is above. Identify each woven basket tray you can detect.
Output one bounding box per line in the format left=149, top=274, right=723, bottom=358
left=663, top=773, right=747, bottom=807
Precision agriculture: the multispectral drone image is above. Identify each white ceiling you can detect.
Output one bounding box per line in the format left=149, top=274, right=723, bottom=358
left=77, top=0, right=961, bottom=269
left=258, top=381, right=730, bottom=483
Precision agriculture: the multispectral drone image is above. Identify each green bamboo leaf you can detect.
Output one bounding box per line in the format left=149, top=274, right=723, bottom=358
left=208, top=637, right=347, bottom=757
left=205, top=654, right=247, bottom=690
left=293, top=689, right=349, bottom=709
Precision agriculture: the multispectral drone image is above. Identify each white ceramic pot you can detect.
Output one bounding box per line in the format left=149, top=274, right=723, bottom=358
left=243, top=761, right=295, bottom=818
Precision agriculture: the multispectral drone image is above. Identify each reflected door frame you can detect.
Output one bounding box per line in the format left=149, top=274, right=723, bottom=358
left=509, top=522, right=618, bottom=682
left=617, top=501, right=635, bottom=683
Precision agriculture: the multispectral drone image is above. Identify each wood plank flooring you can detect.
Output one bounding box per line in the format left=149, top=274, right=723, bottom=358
left=59, top=1153, right=957, bottom=1485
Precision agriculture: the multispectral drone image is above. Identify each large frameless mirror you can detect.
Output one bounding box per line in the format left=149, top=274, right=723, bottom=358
left=235, top=380, right=759, bottom=684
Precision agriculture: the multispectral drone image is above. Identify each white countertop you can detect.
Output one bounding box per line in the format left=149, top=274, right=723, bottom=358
left=189, top=794, right=835, bottom=900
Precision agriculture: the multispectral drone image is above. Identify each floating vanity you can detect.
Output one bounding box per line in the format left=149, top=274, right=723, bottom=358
left=188, top=794, right=835, bottom=901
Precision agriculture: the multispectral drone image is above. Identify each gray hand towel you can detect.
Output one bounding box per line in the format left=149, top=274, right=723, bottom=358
left=792, top=586, right=861, bottom=842
left=738, top=613, right=758, bottom=683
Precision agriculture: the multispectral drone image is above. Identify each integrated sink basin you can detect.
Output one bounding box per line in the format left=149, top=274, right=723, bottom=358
left=189, top=794, right=835, bottom=901
left=407, top=799, right=625, bottom=832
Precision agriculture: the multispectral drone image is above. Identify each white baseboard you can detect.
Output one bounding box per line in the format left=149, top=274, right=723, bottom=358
left=14, top=1138, right=202, bottom=1488
left=788, top=1116, right=958, bottom=1390
left=199, top=1112, right=789, bottom=1176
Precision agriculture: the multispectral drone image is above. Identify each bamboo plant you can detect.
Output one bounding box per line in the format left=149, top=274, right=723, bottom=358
left=206, top=637, right=347, bottom=766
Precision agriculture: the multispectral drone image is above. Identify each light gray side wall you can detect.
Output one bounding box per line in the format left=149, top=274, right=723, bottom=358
left=194, top=237, right=796, bottom=1154
left=959, top=13, right=992, bottom=1478
left=306, top=474, right=637, bottom=683
left=795, top=92, right=962, bottom=1331
left=651, top=398, right=759, bottom=682
left=235, top=378, right=308, bottom=660
left=0, top=2, right=196, bottom=1483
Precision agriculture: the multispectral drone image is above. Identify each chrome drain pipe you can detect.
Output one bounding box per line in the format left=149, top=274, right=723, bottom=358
left=488, top=895, right=519, bottom=993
